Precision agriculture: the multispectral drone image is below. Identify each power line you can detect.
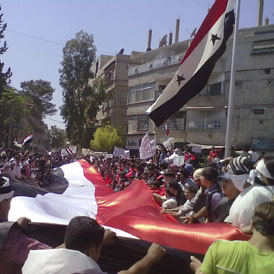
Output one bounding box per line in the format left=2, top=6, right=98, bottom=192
left=47, top=117, right=96, bottom=129
left=7, top=28, right=117, bottom=55
left=7, top=29, right=65, bottom=46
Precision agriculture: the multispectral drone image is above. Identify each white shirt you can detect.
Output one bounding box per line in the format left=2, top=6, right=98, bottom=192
left=22, top=248, right=107, bottom=274
left=162, top=197, right=177, bottom=209
left=227, top=184, right=274, bottom=228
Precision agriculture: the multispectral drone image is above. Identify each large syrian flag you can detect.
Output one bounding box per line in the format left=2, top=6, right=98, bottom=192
left=8, top=160, right=249, bottom=255
left=147, top=0, right=234, bottom=126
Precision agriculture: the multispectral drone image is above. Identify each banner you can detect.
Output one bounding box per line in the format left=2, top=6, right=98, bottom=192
left=139, top=133, right=155, bottom=160
left=113, top=146, right=130, bottom=159
left=163, top=137, right=174, bottom=150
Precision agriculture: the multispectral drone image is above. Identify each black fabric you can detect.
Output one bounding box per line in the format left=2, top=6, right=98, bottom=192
left=7, top=168, right=69, bottom=198
left=176, top=190, right=186, bottom=206
left=205, top=184, right=222, bottom=222
left=99, top=237, right=203, bottom=274
left=0, top=185, right=12, bottom=194
left=27, top=222, right=203, bottom=274
left=193, top=190, right=206, bottom=213
left=212, top=196, right=236, bottom=223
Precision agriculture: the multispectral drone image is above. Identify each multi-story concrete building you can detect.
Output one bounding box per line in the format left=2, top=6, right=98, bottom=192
left=126, top=23, right=274, bottom=155
left=91, top=53, right=140, bottom=129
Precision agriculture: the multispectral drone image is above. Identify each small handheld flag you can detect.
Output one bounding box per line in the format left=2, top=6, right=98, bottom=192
left=22, top=134, right=33, bottom=146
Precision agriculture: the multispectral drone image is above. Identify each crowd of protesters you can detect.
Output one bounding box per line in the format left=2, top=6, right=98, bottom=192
left=0, top=144, right=274, bottom=274
left=91, top=145, right=274, bottom=231
left=0, top=150, right=75, bottom=186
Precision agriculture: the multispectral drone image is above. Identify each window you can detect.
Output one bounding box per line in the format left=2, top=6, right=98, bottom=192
left=267, top=80, right=273, bottom=87
left=188, top=119, right=225, bottom=129
left=159, top=112, right=185, bottom=131
left=208, top=82, right=222, bottom=95
left=253, top=109, right=264, bottom=115
left=137, top=116, right=149, bottom=130
left=187, top=110, right=226, bottom=130
left=128, top=83, right=156, bottom=104
left=199, top=82, right=223, bottom=96
left=167, top=118, right=185, bottom=130
left=251, top=39, right=274, bottom=55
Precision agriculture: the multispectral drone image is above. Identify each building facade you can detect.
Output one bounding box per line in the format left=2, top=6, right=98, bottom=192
left=126, top=24, right=274, bottom=154
left=91, top=53, right=141, bottom=129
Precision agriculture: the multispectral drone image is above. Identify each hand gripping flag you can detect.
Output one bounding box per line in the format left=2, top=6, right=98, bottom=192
left=147, top=0, right=234, bottom=126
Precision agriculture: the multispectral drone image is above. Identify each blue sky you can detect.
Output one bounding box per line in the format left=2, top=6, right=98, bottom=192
left=1, top=0, right=274, bottom=129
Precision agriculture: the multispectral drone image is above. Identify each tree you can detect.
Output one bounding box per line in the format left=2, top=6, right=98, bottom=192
left=20, top=80, right=56, bottom=120
left=91, top=124, right=123, bottom=153
left=60, top=31, right=105, bottom=148
left=19, top=79, right=56, bottom=135
left=0, top=5, right=12, bottom=94
left=16, top=80, right=56, bottom=151
left=49, top=126, right=67, bottom=149
left=0, top=87, right=26, bottom=147
left=0, top=5, right=13, bottom=147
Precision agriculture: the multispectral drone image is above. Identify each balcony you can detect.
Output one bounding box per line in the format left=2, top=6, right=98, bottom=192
left=187, top=119, right=226, bottom=130
left=128, top=53, right=184, bottom=76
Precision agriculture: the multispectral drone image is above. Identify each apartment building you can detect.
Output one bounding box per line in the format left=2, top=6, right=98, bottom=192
left=126, top=23, right=274, bottom=154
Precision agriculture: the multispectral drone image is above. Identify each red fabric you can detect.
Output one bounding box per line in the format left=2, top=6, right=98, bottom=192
left=209, top=151, right=219, bottom=162
left=126, top=169, right=134, bottom=178
left=181, top=0, right=229, bottom=63
left=151, top=189, right=162, bottom=195
left=79, top=160, right=250, bottom=255
left=104, top=174, right=112, bottom=185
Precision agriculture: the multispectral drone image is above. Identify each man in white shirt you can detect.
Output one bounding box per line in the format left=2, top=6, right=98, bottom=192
left=22, top=216, right=166, bottom=274
left=227, top=157, right=274, bottom=229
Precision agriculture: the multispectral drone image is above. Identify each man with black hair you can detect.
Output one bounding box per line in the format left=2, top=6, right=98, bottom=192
left=22, top=216, right=166, bottom=274
left=179, top=168, right=197, bottom=190
left=168, top=181, right=186, bottom=206
left=191, top=201, right=274, bottom=274
left=181, top=167, right=222, bottom=224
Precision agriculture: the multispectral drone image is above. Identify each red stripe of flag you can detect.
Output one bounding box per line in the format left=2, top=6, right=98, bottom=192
left=79, top=160, right=249, bottom=254
left=182, top=0, right=229, bottom=63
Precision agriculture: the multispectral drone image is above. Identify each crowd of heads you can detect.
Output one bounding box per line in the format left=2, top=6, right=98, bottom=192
left=90, top=146, right=274, bottom=227
left=0, top=149, right=75, bottom=185
left=0, top=144, right=274, bottom=274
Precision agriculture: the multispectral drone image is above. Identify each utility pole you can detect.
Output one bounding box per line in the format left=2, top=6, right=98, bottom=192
left=224, top=0, right=241, bottom=157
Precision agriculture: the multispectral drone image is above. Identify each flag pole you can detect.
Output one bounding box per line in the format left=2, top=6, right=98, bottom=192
left=224, top=0, right=241, bottom=157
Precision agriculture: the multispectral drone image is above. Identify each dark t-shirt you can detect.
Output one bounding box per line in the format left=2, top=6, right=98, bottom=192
left=212, top=196, right=236, bottom=223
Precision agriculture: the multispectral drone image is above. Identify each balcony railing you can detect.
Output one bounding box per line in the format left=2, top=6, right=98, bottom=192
left=128, top=53, right=184, bottom=76
left=187, top=119, right=226, bottom=130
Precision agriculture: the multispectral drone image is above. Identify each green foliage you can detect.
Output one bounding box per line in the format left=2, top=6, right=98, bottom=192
left=20, top=80, right=56, bottom=119
left=60, top=30, right=105, bottom=148
left=91, top=124, right=123, bottom=153
left=0, top=88, right=26, bottom=146
left=0, top=5, right=12, bottom=93
left=49, top=126, right=67, bottom=149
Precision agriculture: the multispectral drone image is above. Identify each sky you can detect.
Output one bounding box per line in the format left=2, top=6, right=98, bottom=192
left=1, top=0, right=274, bottom=130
